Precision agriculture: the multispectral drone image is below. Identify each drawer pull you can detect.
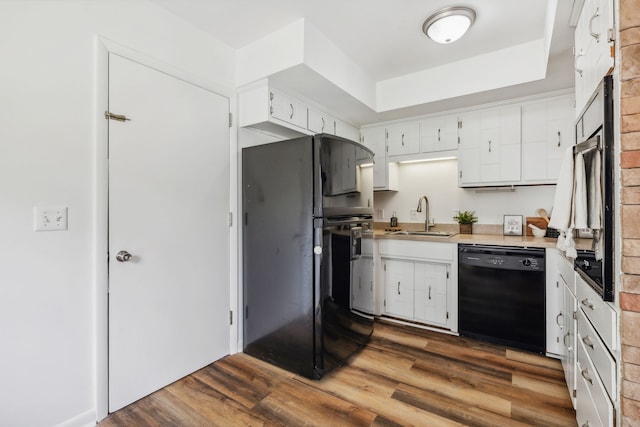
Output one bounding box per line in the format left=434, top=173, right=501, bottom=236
left=581, top=298, right=595, bottom=310
left=581, top=368, right=593, bottom=385
left=555, top=312, right=563, bottom=328
left=582, top=335, right=595, bottom=350
left=397, top=281, right=400, bottom=295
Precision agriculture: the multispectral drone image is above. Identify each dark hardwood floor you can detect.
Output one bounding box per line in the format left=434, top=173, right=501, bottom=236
left=100, top=320, right=577, bottom=426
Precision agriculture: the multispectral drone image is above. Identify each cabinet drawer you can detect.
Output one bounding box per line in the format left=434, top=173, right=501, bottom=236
left=577, top=337, right=614, bottom=427
left=577, top=309, right=616, bottom=401
left=576, top=274, right=617, bottom=351
left=378, top=240, right=454, bottom=261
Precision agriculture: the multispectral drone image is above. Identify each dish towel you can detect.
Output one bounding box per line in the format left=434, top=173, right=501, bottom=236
left=549, top=147, right=575, bottom=256
left=566, top=152, right=588, bottom=259
left=589, top=150, right=603, bottom=260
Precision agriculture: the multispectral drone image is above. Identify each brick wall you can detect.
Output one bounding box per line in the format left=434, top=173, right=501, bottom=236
left=619, top=0, right=640, bottom=424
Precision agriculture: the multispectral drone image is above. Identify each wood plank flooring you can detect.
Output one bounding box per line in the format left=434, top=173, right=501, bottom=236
left=100, top=320, right=576, bottom=426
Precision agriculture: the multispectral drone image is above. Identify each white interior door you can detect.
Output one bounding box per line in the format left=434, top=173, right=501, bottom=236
left=108, top=54, right=230, bottom=412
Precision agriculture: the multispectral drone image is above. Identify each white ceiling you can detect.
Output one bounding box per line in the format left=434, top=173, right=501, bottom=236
left=151, top=0, right=576, bottom=123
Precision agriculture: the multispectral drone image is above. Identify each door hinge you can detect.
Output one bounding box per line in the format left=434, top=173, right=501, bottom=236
left=229, top=113, right=233, bottom=127
left=459, top=170, right=462, bottom=179
left=105, top=111, right=131, bottom=122
left=228, top=212, right=233, bottom=227
left=457, top=136, right=460, bottom=144
left=384, top=263, right=387, bottom=271
left=384, top=299, right=386, bottom=307
left=446, top=271, right=449, bottom=279
left=230, top=310, right=233, bottom=325
left=573, top=389, right=577, bottom=398
left=573, top=311, right=577, bottom=320
left=458, top=120, right=462, bottom=129
left=446, top=312, right=449, bottom=319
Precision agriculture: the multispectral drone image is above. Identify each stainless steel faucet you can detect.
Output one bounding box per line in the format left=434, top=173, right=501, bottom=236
left=416, top=195, right=430, bottom=231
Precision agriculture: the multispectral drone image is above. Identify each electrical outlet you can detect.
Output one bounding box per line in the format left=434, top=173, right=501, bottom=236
left=376, top=208, right=385, bottom=219
left=410, top=209, right=419, bottom=221
left=34, top=207, right=68, bottom=231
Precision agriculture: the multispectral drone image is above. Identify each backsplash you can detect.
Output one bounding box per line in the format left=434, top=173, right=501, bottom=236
left=373, top=159, right=556, bottom=225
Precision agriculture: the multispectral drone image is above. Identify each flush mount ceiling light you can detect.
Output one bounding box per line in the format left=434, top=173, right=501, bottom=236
left=422, top=6, right=476, bottom=44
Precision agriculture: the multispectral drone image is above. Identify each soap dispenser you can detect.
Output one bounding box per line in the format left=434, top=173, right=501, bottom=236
left=390, top=211, right=398, bottom=227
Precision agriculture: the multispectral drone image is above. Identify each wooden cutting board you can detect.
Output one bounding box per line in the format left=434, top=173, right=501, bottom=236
left=525, top=217, right=548, bottom=236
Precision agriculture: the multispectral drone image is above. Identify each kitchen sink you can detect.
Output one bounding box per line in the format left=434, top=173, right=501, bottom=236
left=385, top=230, right=457, bottom=237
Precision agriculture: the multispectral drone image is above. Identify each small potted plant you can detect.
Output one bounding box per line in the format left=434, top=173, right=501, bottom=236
left=453, top=210, right=478, bottom=234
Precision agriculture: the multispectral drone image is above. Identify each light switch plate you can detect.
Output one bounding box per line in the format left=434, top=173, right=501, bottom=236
left=34, top=207, right=68, bottom=231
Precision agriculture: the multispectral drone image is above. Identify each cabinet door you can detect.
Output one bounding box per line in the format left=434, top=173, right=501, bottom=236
left=384, top=259, right=414, bottom=319
left=335, top=119, right=359, bottom=143
left=459, top=107, right=520, bottom=186
left=414, top=262, right=448, bottom=327
left=386, top=122, right=419, bottom=157
left=270, top=89, right=307, bottom=129
left=457, top=111, right=481, bottom=185
left=308, top=108, right=335, bottom=134
left=352, top=256, right=374, bottom=314
left=547, top=274, right=566, bottom=358
left=361, top=127, right=398, bottom=191
left=522, top=96, right=574, bottom=184
left=563, top=283, right=577, bottom=409
left=419, top=115, right=458, bottom=153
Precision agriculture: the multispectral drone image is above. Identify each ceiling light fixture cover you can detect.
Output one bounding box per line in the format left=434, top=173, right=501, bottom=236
left=422, top=6, right=476, bottom=44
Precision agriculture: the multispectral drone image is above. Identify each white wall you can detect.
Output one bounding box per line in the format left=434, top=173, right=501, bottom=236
left=374, top=160, right=556, bottom=226
left=0, top=1, right=234, bottom=426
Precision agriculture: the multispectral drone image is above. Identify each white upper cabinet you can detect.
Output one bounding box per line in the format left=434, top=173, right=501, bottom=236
left=238, top=79, right=359, bottom=142
left=458, top=106, right=521, bottom=186
left=521, top=95, right=575, bottom=184
left=269, top=89, right=308, bottom=130
left=574, top=0, right=615, bottom=115
left=307, top=107, right=335, bottom=134
left=360, top=126, right=399, bottom=191
left=386, top=122, right=420, bottom=157
left=335, top=118, right=360, bottom=143
left=419, top=114, right=459, bottom=153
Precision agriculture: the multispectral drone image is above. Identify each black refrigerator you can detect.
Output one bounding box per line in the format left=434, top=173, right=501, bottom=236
left=242, top=134, right=375, bottom=379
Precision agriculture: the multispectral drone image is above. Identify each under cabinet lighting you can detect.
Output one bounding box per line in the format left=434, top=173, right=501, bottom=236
left=399, top=156, right=457, bottom=164
left=422, top=6, right=476, bottom=44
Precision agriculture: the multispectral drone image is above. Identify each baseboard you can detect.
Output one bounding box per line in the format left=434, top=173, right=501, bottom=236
left=54, top=409, right=96, bottom=427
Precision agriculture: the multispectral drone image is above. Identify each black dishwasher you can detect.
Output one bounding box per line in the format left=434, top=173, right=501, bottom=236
left=458, top=245, right=545, bottom=354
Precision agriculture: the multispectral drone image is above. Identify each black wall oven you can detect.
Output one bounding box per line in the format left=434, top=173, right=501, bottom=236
left=574, top=75, right=615, bottom=302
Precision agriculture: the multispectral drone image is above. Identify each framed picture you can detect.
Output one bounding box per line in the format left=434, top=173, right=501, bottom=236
left=503, top=215, right=523, bottom=236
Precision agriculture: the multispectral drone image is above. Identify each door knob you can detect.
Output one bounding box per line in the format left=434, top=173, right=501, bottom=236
left=116, top=250, right=133, bottom=262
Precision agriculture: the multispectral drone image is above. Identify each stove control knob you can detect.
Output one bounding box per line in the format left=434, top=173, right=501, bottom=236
left=522, top=258, right=532, bottom=267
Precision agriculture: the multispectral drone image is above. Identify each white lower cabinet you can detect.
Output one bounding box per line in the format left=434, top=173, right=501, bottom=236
left=378, top=240, right=456, bottom=331
left=352, top=235, right=375, bottom=315
left=563, top=279, right=578, bottom=409
left=414, top=262, right=448, bottom=327
left=384, top=259, right=415, bottom=318
left=352, top=255, right=375, bottom=314
left=559, top=266, right=618, bottom=427
left=546, top=248, right=566, bottom=358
